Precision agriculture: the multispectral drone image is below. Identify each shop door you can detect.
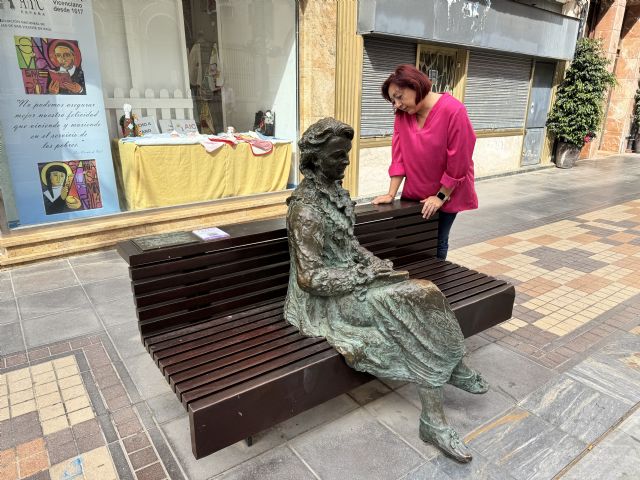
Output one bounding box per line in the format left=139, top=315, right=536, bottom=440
left=521, top=62, right=555, bottom=166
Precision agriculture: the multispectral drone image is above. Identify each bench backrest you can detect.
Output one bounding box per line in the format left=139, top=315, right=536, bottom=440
left=118, top=201, right=437, bottom=337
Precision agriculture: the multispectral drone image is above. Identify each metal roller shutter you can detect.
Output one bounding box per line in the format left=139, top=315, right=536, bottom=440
left=361, top=38, right=416, bottom=137
left=464, top=51, right=531, bottom=130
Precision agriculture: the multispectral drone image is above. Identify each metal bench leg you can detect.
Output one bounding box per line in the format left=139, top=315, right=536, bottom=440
left=245, top=436, right=253, bottom=447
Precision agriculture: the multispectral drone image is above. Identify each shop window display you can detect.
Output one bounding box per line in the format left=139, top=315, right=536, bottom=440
left=0, top=0, right=297, bottom=229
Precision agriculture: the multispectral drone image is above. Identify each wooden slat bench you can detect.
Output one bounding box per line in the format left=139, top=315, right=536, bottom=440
left=117, top=200, right=515, bottom=459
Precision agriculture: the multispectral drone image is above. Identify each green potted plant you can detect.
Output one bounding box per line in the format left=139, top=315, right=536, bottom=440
left=633, top=84, right=640, bottom=153
left=546, top=38, right=616, bottom=168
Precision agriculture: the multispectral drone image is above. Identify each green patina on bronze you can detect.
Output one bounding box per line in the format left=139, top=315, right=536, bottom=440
left=284, top=117, right=489, bottom=463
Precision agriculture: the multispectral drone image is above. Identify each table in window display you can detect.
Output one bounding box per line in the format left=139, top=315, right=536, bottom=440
left=112, top=141, right=292, bottom=210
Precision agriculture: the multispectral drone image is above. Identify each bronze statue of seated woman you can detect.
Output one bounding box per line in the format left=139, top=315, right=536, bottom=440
left=284, top=118, right=488, bottom=463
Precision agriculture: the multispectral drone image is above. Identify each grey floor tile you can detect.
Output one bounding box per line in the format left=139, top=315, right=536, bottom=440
left=83, top=276, right=133, bottom=304
left=22, top=307, right=102, bottom=348
left=10, top=258, right=69, bottom=276
left=465, top=334, right=491, bottom=352
left=161, top=415, right=285, bottom=480
left=428, top=449, right=516, bottom=480
left=466, top=407, right=585, bottom=480
left=566, top=354, right=640, bottom=406
left=106, top=322, right=146, bottom=360
left=17, top=285, right=90, bottom=320
left=93, top=297, right=138, bottom=327
left=291, top=409, right=424, bottom=480
left=403, top=461, right=453, bottom=480
left=277, top=394, right=358, bottom=440
left=72, top=260, right=130, bottom=284
left=467, top=343, right=556, bottom=402
left=396, top=383, right=515, bottom=437
left=215, top=445, right=316, bottom=480
left=124, top=353, right=174, bottom=399
left=0, top=299, right=19, bottom=325
left=347, top=379, right=391, bottom=405
left=146, top=392, right=186, bottom=425
left=0, top=273, right=13, bottom=302
left=519, top=374, right=630, bottom=444
left=618, top=408, right=640, bottom=443
left=365, top=391, right=439, bottom=459
left=11, top=267, right=79, bottom=297
left=68, top=249, right=123, bottom=266
left=561, top=430, right=640, bottom=480
left=0, top=322, right=24, bottom=355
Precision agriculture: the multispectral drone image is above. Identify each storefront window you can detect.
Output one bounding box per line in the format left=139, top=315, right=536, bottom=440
left=417, top=44, right=461, bottom=94
left=0, top=0, right=297, bottom=229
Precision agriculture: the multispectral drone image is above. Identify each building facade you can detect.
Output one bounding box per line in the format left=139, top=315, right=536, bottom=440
left=0, top=0, right=584, bottom=265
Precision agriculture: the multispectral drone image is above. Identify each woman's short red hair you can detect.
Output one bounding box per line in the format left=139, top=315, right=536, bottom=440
left=381, top=64, right=432, bottom=105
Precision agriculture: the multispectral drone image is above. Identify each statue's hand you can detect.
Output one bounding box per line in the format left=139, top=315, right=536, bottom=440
left=370, top=258, right=394, bottom=274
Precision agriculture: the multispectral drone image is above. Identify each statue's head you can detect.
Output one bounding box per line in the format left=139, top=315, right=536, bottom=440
left=298, top=118, right=354, bottom=182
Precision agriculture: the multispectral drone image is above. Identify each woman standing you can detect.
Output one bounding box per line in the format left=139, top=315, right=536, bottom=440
left=372, top=64, right=478, bottom=260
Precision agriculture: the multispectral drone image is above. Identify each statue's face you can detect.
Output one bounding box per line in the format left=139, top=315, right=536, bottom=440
left=317, top=136, right=351, bottom=181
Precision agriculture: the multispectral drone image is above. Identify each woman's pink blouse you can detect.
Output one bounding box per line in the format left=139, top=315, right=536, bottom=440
left=388, top=93, right=478, bottom=213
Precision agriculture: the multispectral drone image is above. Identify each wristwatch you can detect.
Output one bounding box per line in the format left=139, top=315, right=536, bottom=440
left=436, top=191, right=447, bottom=202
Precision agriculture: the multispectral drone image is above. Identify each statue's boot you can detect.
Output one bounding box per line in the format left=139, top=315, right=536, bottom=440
left=418, top=386, right=472, bottom=463
left=448, top=361, right=489, bottom=394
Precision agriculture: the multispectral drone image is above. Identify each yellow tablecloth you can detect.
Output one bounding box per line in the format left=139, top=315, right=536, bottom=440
left=114, top=141, right=292, bottom=210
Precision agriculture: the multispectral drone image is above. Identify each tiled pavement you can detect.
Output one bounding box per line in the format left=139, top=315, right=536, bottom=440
left=1, top=154, right=640, bottom=479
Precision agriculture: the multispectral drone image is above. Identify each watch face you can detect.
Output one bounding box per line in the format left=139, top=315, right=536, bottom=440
left=437, top=192, right=446, bottom=201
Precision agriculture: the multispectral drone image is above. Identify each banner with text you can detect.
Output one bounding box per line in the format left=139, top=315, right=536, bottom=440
left=0, top=0, right=119, bottom=226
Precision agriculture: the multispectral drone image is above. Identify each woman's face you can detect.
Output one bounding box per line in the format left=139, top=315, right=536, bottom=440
left=316, top=136, right=351, bottom=181
left=388, top=83, right=419, bottom=114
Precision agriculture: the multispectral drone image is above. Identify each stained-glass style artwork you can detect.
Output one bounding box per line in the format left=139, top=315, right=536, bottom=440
left=38, top=160, right=102, bottom=215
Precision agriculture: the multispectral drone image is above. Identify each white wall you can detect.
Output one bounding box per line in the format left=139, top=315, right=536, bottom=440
left=218, top=0, right=297, bottom=141
left=357, top=135, right=525, bottom=197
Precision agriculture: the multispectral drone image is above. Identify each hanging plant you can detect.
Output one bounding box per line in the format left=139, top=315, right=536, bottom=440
left=546, top=38, right=617, bottom=148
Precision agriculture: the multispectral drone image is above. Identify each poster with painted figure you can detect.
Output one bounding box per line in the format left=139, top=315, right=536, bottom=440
left=15, top=36, right=86, bottom=95
left=0, top=0, right=120, bottom=227
left=38, top=160, right=102, bottom=215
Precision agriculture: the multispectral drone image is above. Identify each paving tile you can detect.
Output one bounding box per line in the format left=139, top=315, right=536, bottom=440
left=17, top=450, right=48, bottom=478
left=217, top=445, right=315, bottom=480
left=161, top=414, right=284, bottom=480
left=21, top=308, right=102, bottom=349
left=124, top=353, right=173, bottom=400
left=618, top=408, right=640, bottom=443
left=17, top=286, right=90, bottom=320
left=397, top=382, right=515, bottom=438
left=0, top=323, right=25, bottom=356
left=129, top=446, right=158, bottom=471
left=135, top=461, right=166, bottom=480
left=108, top=442, right=135, bottom=480
left=77, top=432, right=105, bottom=455
left=83, top=277, right=133, bottom=305
left=145, top=393, right=187, bottom=426
left=68, top=407, right=94, bottom=426
left=11, top=268, right=79, bottom=297
left=467, top=407, right=586, bottom=480
left=106, top=323, right=146, bottom=360
left=566, top=353, right=640, bottom=405
left=16, top=438, right=45, bottom=459
left=519, top=374, right=630, bottom=444
left=364, top=391, right=439, bottom=459
left=291, top=409, right=423, bottom=480
left=72, top=260, right=129, bottom=284
left=466, top=343, right=556, bottom=402
left=561, top=430, right=640, bottom=480
left=68, top=250, right=123, bottom=266
left=123, top=431, right=152, bottom=454
left=347, top=379, right=391, bottom=406
left=0, top=273, right=13, bottom=302
left=93, top=298, right=138, bottom=327
left=424, top=450, right=516, bottom=480
left=41, top=416, right=68, bottom=436
left=276, top=393, right=357, bottom=441
left=46, top=438, right=78, bottom=466
left=0, top=300, right=19, bottom=326
left=72, top=418, right=101, bottom=439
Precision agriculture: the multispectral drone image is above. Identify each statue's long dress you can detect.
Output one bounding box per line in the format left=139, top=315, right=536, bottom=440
left=284, top=179, right=465, bottom=387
